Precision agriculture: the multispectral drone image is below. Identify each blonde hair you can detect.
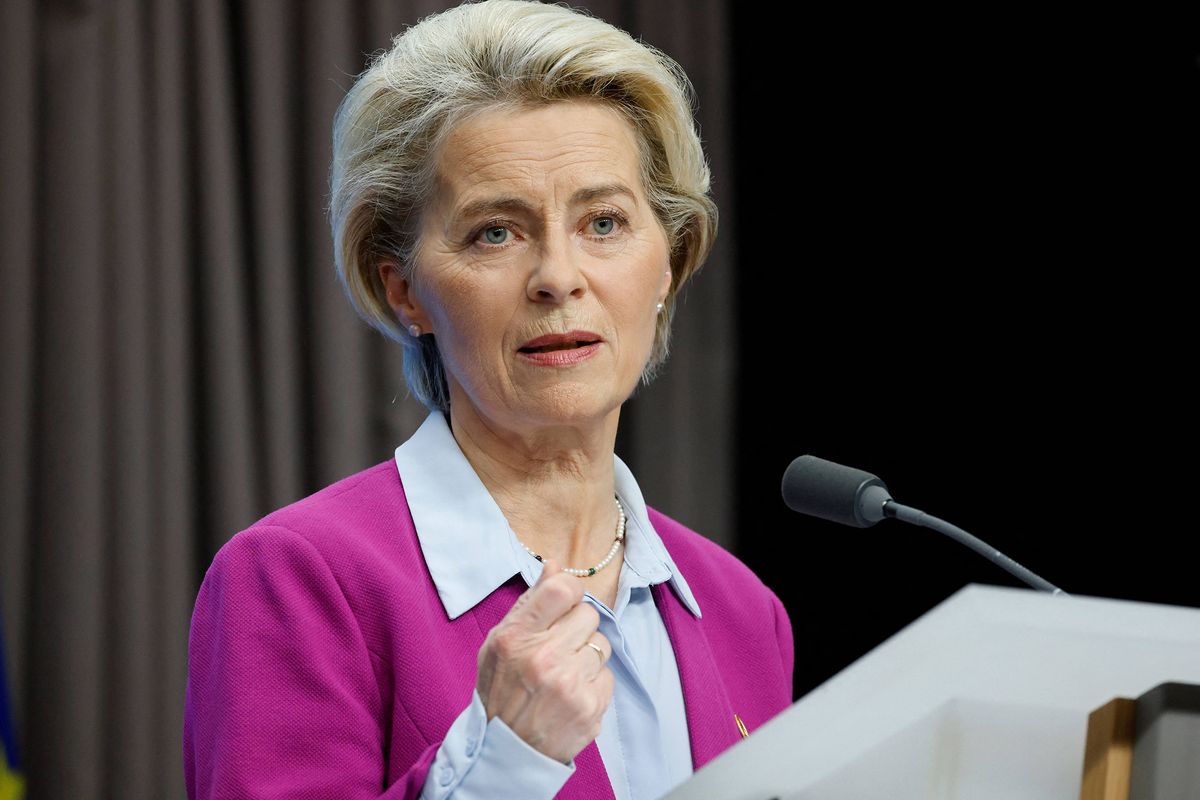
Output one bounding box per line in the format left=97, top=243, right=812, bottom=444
left=329, top=0, right=718, bottom=411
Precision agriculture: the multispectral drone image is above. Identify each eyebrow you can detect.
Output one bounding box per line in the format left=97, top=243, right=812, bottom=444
left=452, top=183, right=640, bottom=223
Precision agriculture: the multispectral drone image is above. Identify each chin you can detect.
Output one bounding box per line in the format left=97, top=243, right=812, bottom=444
left=513, top=383, right=625, bottom=427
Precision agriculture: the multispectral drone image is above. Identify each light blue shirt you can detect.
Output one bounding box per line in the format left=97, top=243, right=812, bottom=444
left=395, top=411, right=701, bottom=800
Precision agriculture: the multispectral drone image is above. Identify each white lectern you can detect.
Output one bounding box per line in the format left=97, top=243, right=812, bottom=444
left=663, top=584, right=1200, bottom=800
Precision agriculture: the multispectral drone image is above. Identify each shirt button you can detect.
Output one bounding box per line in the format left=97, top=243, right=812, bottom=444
left=438, top=765, right=454, bottom=786
left=466, top=736, right=478, bottom=757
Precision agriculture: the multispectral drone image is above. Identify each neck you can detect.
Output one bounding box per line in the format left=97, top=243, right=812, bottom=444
left=445, top=397, right=622, bottom=571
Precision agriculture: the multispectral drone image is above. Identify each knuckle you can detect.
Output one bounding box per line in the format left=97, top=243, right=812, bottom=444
left=551, top=670, right=577, bottom=699
left=542, top=578, right=577, bottom=607
left=517, top=660, right=542, bottom=689
left=490, top=626, right=520, bottom=658
left=528, top=646, right=557, bottom=678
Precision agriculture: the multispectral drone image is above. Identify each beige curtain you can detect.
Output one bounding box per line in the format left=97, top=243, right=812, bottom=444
left=0, top=1, right=736, bottom=797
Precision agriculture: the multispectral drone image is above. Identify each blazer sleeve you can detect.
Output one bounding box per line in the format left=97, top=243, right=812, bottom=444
left=770, top=589, right=795, bottom=702
left=183, top=525, right=436, bottom=800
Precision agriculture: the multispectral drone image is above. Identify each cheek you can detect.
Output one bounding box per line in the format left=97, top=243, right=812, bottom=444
left=423, top=274, right=515, bottom=382
left=614, top=286, right=662, bottom=365
left=421, top=269, right=485, bottom=333
left=636, top=308, right=660, bottom=362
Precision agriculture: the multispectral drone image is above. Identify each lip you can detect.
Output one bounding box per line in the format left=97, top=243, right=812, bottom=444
left=518, top=330, right=604, bottom=351
left=517, top=330, right=604, bottom=367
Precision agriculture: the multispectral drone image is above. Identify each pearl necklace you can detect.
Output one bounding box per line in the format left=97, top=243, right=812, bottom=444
left=517, top=497, right=626, bottom=577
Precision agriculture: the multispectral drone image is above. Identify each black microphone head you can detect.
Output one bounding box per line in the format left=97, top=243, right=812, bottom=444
left=782, top=455, right=891, bottom=528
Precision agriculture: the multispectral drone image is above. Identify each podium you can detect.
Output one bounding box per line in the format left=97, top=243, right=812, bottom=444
left=663, top=585, right=1200, bottom=800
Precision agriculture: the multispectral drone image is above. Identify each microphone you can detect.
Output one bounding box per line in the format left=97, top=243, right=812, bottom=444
left=782, top=455, right=1067, bottom=595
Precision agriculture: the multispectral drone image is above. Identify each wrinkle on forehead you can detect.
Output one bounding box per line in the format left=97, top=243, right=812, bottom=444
left=431, top=100, right=646, bottom=214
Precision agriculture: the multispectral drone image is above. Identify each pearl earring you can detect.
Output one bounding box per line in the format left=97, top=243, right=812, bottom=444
left=408, top=323, right=422, bottom=337
left=656, top=302, right=664, bottom=313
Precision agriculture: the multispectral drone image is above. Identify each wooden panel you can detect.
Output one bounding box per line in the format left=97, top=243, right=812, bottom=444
left=1080, top=697, right=1136, bottom=800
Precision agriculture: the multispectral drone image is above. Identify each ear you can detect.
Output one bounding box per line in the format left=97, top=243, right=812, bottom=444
left=378, top=259, right=432, bottom=334
left=657, top=267, right=672, bottom=306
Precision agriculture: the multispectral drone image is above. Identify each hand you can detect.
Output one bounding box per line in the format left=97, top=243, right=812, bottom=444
left=475, top=558, right=615, bottom=765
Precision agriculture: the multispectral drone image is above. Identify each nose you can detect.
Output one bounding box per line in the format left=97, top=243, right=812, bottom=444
left=526, top=231, right=587, bottom=304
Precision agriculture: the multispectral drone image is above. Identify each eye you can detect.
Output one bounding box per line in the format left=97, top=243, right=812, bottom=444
left=591, top=217, right=615, bottom=236
left=586, top=210, right=628, bottom=238
left=481, top=225, right=510, bottom=245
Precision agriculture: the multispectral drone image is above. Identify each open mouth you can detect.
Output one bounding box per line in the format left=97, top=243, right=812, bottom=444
left=518, top=339, right=600, bottom=354
left=518, top=331, right=603, bottom=354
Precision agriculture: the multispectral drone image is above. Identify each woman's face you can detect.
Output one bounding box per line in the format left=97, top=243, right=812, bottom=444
left=385, top=99, right=672, bottom=433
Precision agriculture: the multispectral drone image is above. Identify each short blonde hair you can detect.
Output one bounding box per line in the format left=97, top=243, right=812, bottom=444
left=329, top=0, right=718, bottom=411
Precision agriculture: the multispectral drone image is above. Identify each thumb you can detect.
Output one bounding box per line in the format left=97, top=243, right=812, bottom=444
left=511, top=557, right=580, bottom=630
left=537, top=557, right=560, bottom=584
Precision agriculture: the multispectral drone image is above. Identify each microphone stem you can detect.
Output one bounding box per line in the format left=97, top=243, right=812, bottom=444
left=883, top=501, right=1068, bottom=596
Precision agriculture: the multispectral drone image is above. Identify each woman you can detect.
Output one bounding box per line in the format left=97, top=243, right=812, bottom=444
left=183, top=2, right=794, bottom=798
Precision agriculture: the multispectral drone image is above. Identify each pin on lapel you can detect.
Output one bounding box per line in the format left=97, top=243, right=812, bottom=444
left=734, top=713, right=749, bottom=739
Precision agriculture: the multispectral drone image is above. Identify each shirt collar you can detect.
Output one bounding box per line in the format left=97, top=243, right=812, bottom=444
left=394, top=410, right=702, bottom=621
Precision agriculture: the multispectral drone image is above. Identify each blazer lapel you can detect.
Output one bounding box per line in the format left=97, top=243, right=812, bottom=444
left=651, top=582, right=742, bottom=770
left=562, top=741, right=616, bottom=799
left=466, top=576, right=524, bottom=634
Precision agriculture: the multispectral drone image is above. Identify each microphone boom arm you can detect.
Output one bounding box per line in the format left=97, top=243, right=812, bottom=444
left=883, top=500, right=1067, bottom=596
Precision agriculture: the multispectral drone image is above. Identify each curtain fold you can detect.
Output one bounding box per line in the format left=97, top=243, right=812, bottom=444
left=32, top=4, right=110, bottom=797
left=241, top=0, right=306, bottom=506
left=106, top=0, right=155, bottom=793
left=146, top=1, right=196, bottom=789
left=193, top=0, right=262, bottom=547
left=0, top=2, right=737, bottom=797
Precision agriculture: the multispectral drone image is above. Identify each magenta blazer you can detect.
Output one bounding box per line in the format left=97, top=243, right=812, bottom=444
left=184, top=461, right=795, bottom=799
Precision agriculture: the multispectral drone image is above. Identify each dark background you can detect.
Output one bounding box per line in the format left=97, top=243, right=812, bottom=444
left=729, top=10, right=1199, bottom=699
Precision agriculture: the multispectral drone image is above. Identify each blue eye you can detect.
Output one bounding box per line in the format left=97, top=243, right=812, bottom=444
left=482, top=226, right=509, bottom=245
left=592, top=217, right=615, bottom=235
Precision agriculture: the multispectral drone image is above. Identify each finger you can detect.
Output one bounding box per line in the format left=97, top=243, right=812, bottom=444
left=509, top=557, right=586, bottom=631
left=579, top=633, right=612, bottom=679
left=508, top=557, right=557, bottom=614
left=537, top=557, right=560, bottom=584
left=544, top=600, right=602, bottom=652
